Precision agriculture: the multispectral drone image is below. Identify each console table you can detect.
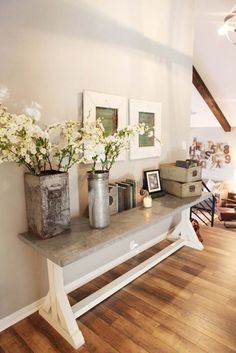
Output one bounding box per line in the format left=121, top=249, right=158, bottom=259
left=19, top=192, right=210, bottom=349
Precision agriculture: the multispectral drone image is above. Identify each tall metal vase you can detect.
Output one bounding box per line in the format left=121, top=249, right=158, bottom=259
left=87, top=170, right=110, bottom=229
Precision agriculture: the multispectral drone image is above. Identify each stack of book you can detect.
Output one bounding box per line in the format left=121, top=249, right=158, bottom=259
left=109, top=179, right=140, bottom=215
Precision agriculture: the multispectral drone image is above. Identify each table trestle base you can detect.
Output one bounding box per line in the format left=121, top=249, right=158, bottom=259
left=39, top=208, right=203, bottom=349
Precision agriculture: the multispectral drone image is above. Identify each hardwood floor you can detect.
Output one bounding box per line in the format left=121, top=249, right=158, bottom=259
left=1, top=225, right=236, bottom=352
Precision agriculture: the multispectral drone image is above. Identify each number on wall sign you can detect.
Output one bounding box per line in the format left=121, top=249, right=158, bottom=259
left=224, top=145, right=230, bottom=155
left=225, top=154, right=231, bottom=164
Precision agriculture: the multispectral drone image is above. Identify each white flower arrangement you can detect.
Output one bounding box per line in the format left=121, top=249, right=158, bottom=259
left=0, top=104, right=51, bottom=175
left=46, top=120, right=84, bottom=172
left=23, top=101, right=42, bottom=122
left=0, top=104, right=85, bottom=175
left=0, top=86, right=158, bottom=176
left=82, top=118, right=151, bottom=173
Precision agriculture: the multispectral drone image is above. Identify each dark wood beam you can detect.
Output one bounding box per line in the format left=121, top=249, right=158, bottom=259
left=192, top=66, right=231, bottom=132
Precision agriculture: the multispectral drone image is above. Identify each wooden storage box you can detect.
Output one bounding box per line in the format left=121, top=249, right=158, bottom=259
left=160, top=163, right=202, bottom=183
left=161, top=179, right=202, bottom=198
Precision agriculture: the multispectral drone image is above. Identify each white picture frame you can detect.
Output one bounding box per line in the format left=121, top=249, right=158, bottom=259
left=129, top=99, right=161, bottom=160
left=83, top=90, right=127, bottom=161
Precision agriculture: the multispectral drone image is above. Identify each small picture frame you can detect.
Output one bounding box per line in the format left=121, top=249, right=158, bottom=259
left=144, top=169, right=161, bottom=194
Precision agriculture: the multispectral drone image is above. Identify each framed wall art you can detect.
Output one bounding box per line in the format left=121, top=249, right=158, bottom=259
left=83, top=90, right=127, bottom=161
left=129, top=99, right=161, bottom=160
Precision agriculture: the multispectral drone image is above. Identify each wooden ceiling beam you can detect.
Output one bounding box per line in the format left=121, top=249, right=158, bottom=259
left=192, top=66, right=231, bottom=132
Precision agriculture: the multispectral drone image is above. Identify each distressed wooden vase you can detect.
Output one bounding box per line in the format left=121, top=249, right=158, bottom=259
left=24, top=171, right=70, bottom=239
left=87, top=170, right=110, bottom=229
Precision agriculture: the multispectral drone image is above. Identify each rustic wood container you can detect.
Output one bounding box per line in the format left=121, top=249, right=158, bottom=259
left=24, top=172, right=70, bottom=239
left=161, top=179, right=202, bottom=198
left=160, top=163, right=202, bottom=183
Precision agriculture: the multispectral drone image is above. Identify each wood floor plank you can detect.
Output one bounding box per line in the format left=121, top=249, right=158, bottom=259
left=197, top=332, right=236, bottom=353
left=227, top=297, right=236, bottom=309
left=121, top=274, right=236, bottom=350
left=13, top=319, right=61, bottom=353
left=181, top=265, right=236, bottom=291
left=27, top=313, right=89, bottom=353
left=110, top=313, right=186, bottom=353
left=0, top=346, right=5, bottom=353
left=212, top=269, right=236, bottom=285
left=95, top=289, right=202, bottom=346
left=132, top=277, right=236, bottom=337
left=190, top=293, right=236, bottom=320
left=80, top=310, right=149, bottom=353
left=0, top=328, right=33, bottom=353
left=79, top=323, right=119, bottom=353
left=100, top=298, right=161, bottom=334
left=151, top=264, right=230, bottom=304
left=204, top=244, right=231, bottom=256
left=94, top=304, right=179, bottom=353
left=136, top=272, right=193, bottom=300
left=175, top=249, right=236, bottom=274
left=115, top=289, right=236, bottom=351
left=7, top=327, right=34, bottom=353
left=152, top=325, right=206, bottom=353
left=168, top=295, right=236, bottom=336
left=98, top=297, right=207, bottom=353
left=143, top=268, right=236, bottom=336
left=162, top=257, right=236, bottom=294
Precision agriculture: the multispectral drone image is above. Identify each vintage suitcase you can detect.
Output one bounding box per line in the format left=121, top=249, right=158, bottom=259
left=161, top=179, right=202, bottom=198
left=160, top=163, right=202, bottom=183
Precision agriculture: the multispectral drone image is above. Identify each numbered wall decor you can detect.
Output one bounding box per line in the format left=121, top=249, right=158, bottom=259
left=189, top=138, right=231, bottom=168
left=129, top=99, right=162, bottom=160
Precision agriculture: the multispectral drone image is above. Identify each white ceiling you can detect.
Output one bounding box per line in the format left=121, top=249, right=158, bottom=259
left=191, top=0, right=236, bottom=127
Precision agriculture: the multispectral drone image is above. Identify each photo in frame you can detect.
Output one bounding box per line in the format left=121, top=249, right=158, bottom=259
left=144, top=169, right=162, bottom=194
left=83, top=90, right=127, bottom=161
left=129, top=99, right=161, bottom=160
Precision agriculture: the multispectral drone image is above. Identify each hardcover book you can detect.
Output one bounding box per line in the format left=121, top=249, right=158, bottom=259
left=126, top=179, right=143, bottom=206
left=118, top=182, right=133, bottom=210
left=125, top=179, right=138, bottom=207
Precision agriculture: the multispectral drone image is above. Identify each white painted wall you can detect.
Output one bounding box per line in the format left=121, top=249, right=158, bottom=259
left=191, top=85, right=221, bottom=128
left=0, top=0, right=194, bottom=319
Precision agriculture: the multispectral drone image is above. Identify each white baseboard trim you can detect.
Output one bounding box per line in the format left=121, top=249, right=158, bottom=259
left=0, top=297, right=45, bottom=332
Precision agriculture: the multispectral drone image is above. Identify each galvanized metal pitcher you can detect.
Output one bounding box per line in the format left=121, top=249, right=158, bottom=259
left=87, top=171, right=110, bottom=228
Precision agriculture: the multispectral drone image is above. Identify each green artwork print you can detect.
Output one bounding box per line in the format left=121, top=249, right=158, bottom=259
left=96, top=107, right=118, bottom=136
left=139, top=112, right=155, bottom=147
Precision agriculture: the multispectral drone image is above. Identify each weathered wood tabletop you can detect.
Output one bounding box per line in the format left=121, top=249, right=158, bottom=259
left=19, top=193, right=210, bottom=267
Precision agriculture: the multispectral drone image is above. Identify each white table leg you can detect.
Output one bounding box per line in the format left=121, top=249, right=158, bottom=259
left=169, top=208, right=204, bottom=250
left=39, top=260, right=85, bottom=349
